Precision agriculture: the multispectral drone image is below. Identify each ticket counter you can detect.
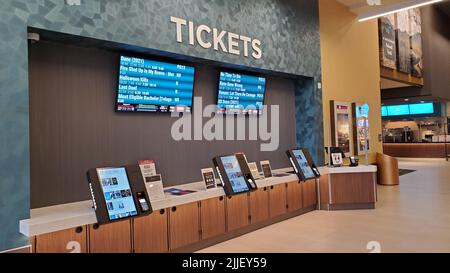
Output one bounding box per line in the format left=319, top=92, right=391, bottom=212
left=21, top=166, right=377, bottom=253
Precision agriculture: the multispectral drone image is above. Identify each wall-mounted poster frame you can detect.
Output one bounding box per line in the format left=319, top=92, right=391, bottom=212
left=395, top=10, right=411, bottom=74
left=352, top=103, right=370, bottom=156
left=379, top=14, right=397, bottom=69
left=409, top=8, right=423, bottom=78
left=330, top=101, right=352, bottom=157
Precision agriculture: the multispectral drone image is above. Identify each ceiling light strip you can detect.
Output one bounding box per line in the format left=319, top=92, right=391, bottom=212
left=358, top=0, right=443, bottom=22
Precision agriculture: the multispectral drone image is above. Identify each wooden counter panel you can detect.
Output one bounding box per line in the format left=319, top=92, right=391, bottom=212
left=269, top=184, right=287, bottom=217
left=249, top=187, right=270, bottom=223
left=384, top=143, right=447, bottom=158
left=303, top=179, right=318, bottom=208
left=31, top=236, right=36, bottom=253
left=319, top=175, right=330, bottom=205
left=133, top=209, right=169, bottom=253
left=36, top=226, right=87, bottom=253
left=89, top=220, right=132, bottom=253
left=226, top=193, right=250, bottom=231
left=201, top=197, right=226, bottom=240
left=286, top=181, right=303, bottom=212
left=329, top=173, right=375, bottom=204
left=169, top=202, right=200, bottom=250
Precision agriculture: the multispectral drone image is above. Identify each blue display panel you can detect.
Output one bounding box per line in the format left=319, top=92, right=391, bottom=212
left=382, top=102, right=436, bottom=118
left=387, top=105, right=410, bottom=116
left=220, top=155, right=249, bottom=193
left=97, top=167, right=138, bottom=221
left=409, top=103, right=434, bottom=115
left=381, top=106, right=388, bottom=117
left=217, top=71, right=266, bottom=115
left=292, top=150, right=315, bottom=180
left=116, top=56, right=195, bottom=113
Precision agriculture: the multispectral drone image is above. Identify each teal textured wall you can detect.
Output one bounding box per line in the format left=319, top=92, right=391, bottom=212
left=0, top=0, right=322, bottom=251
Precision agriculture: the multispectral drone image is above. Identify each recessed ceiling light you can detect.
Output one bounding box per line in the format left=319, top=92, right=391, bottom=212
left=358, top=0, right=443, bottom=22
left=404, top=99, right=410, bottom=102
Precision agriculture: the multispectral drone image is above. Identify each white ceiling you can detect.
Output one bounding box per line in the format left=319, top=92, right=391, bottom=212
left=336, top=0, right=405, bottom=14
left=336, top=0, right=445, bottom=18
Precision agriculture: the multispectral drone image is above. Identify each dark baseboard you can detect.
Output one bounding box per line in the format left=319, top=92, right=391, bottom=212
left=320, top=203, right=375, bottom=211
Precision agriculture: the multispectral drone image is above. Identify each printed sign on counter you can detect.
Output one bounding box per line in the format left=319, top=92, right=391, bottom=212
left=248, top=162, right=262, bottom=180
left=138, top=160, right=157, bottom=181
left=144, top=174, right=165, bottom=201
left=260, top=160, right=273, bottom=178
left=201, top=168, right=217, bottom=190
left=331, top=153, right=344, bottom=167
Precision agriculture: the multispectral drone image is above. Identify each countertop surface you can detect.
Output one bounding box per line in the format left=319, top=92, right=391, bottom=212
left=20, top=165, right=377, bottom=237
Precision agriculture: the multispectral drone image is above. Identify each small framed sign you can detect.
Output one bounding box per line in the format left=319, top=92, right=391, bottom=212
left=248, top=162, right=262, bottom=180
left=201, top=168, right=217, bottom=190
left=144, top=174, right=165, bottom=201
left=138, top=160, right=157, bottom=181
left=331, top=153, right=343, bottom=167
left=260, top=160, right=273, bottom=178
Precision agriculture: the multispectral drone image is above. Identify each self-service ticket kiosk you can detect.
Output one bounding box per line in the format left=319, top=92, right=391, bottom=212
left=87, top=165, right=152, bottom=225
left=286, top=149, right=321, bottom=181
left=213, top=154, right=255, bottom=197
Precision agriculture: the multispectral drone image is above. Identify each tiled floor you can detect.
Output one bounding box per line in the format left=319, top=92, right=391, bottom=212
left=199, top=159, right=450, bottom=253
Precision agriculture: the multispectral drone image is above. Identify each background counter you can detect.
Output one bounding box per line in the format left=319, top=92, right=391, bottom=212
left=384, top=143, right=450, bottom=158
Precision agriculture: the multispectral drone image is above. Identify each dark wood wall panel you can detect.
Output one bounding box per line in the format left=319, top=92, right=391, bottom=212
left=29, top=41, right=297, bottom=208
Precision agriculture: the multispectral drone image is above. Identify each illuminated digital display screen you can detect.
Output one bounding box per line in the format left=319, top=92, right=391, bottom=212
left=292, top=150, right=315, bottom=180
left=387, top=105, right=410, bottom=116
left=217, top=71, right=266, bottom=115
left=382, top=103, right=436, bottom=118
left=97, top=167, right=138, bottom=221
left=116, top=56, right=195, bottom=113
left=409, top=103, right=434, bottom=115
left=220, top=155, right=249, bottom=193
left=381, top=106, right=388, bottom=117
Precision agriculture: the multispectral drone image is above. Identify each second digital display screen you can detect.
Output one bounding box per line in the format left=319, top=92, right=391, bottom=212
left=217, top=71, right=266, bottom=115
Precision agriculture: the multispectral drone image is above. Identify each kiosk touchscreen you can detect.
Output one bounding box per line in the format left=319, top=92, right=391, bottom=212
left=87, top=165, right=152, bottom=225
left=286, top=149, right=320, bottom=181
left=213, top=155, right=251, bottom=196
